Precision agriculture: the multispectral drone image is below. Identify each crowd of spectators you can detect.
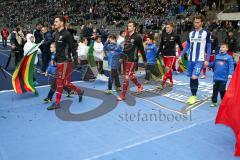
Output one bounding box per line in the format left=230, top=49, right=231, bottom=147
left=1, top=0, right=238, bottom=30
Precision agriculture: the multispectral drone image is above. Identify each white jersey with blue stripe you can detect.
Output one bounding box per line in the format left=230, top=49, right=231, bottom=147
left=187, top=29, right=211, bottom=62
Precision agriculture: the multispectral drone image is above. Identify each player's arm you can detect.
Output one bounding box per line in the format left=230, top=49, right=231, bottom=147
left=66, top=32, right=76, bottom=61
left=176, top=35, right=183, bottom=51
left=103, top=40, right=110, bottom=52
left=180, top=38, right=190, bottom=57
left=208, top=60, right=215, bottom=68
left=158, top=35, right=164, bottom=55
left=136, top=35, right=146, bottom=63
left=205, top=32, right=212, bottom=61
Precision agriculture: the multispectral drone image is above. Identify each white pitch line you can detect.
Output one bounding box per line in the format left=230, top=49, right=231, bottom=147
left=1, top=68, right=12, bottom=77
left=137, top=97, right=184, bottom=115
left=0, top=51, right=9, bottom=57
left=83, top=118, right=215, bottom=160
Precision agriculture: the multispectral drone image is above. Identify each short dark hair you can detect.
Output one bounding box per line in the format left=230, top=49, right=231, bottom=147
left=194, top=14, right=204, bottom=22
left=147, top=34, right=154, bottom=40
left=119, top=30, right=125, bottom=35
left=95, top=35, right=101, bottom=40
left=36, top=23, right=42, bottom=26
left=81, top=37, right=88, bottom=43
left=51, top=42, right=56, bottom=47
left=54, top=16, right=66, bottom=25
left=221, top=42, right=229, bottom=49
left=108, top=34, right=117, bottom=40
left=128, top=20, right=137, bottom=27
left=86, top=20, right=93, bottom=26
left=166, top=22, right=174, bottom=27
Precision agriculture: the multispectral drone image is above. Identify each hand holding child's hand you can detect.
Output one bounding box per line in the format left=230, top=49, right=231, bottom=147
left=144, top=61, right=147, bottom=67
left=204, top=61, right=209, bottom=68
left=228, top=75, right=232, bottom=79
left=45, top=72, right=48, bottom=77
left=50, top=61, right=54, bottom=66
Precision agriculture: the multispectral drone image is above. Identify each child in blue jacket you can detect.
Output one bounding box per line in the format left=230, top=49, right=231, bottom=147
left=104, top=34, right=122, bottom=94
left=208, top=42, right=234, bottom=107
left=144, top=35, right=159, bottom=84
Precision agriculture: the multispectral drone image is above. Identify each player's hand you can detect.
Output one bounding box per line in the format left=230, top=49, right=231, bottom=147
left=178, top=59, right=183, bottom=65
left=204, top=61, right=209, bottom=67
left=144, top=61, right=147, bottom=67
left=45, top=72, right=48, bottom=77
left=11, top=44, right=16, bottom=50
left=119, top=59, right=123, bottom=63
left=228, top=75, right=232, bottom=79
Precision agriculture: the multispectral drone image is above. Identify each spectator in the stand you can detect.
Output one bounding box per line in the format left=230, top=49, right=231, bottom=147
left=66, top=23, right=77, bottom=37
left=24, top=33, right=41, bottom=86
left=33, top=23, right=43, bottom=44
left=10, top=25, right=25, bottom=66
left=93, top=36, right=104, bottom=75
left=50, top=23, right=57, bottom=39
left=77, top=37, right=89, bottom=80
left=83, top=20, right=93, bottom=45
left=117, top=30, right=126, bottom=48
left=99, top=25, right=109, bottom=44
left=225, top=30, right=237, bottom=57
left=237, top=0, right=240, bottom=12
left=1, top=27, right=9, bottom=47
left=41, top=27, right=53, bottom=72
left=208, top=0, right=214, bottom=10
left=117, top=30, right=126, bottom=73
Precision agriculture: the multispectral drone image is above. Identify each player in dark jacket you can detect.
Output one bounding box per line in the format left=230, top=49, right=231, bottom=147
left=47, top=16, right=84, bottom=110
left=117, top=21, right=147, bottom=101
left=158, top=22, right=183, bottom=89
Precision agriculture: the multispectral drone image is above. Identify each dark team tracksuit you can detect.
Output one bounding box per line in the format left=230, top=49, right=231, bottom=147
left=120, top=32, right=146, bottom=98
left=159, top=31, right=183, bottom=85
left=54, top=29, right=82, bottom=105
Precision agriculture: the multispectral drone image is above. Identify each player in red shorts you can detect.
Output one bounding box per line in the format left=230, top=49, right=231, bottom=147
left=47, top=16, right=84, bottom=110
left=117, top=21, right=146, bottom=101
left=158, top=22, right=183, bottom=89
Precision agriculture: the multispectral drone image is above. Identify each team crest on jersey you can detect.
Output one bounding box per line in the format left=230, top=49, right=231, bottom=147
left=191, top=38, right=202, bottom=42
left=217, top=61, right=224, bottom=65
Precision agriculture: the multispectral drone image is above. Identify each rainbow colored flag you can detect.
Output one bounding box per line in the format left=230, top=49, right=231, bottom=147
left=155, top=57, right=165, bottom=76
left=177, top=55, right=188, bottom=73
left=12, top=43, right=41, bottom=94
left=177, top=42, right=188, bottom=73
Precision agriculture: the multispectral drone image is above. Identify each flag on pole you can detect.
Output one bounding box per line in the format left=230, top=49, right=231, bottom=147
left=12, top=43, right=41, bottom=94
left=88, top=41, right=98, bottom=77
left=155, top=57, right=165, bottom=76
